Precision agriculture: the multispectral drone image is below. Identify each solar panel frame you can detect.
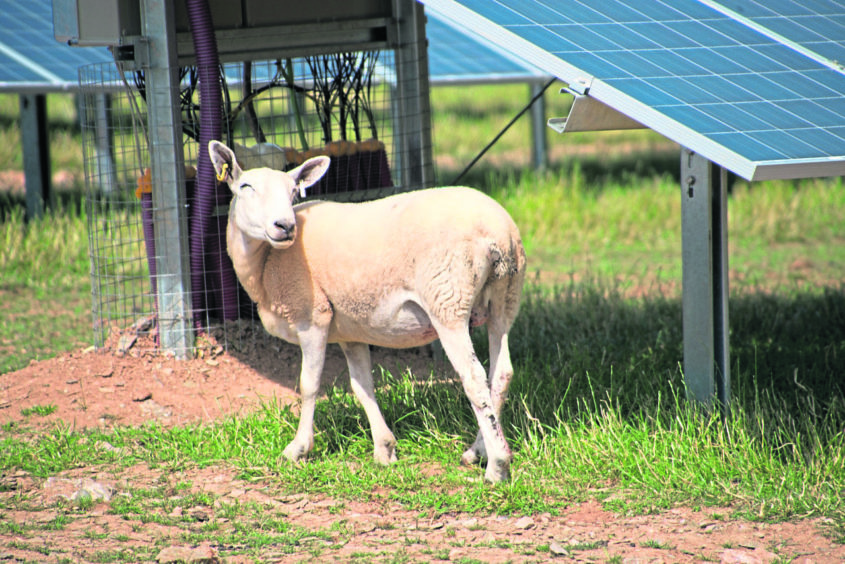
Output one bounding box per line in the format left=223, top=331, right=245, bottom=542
left=0, top=0, right=113, bottom=93
left=421, top=0, right=845, bottom=180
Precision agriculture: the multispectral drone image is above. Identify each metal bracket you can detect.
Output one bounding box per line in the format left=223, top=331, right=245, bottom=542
left=113, top=36, right=149, bottom=71
left=548, top=89, right=645, bottom=134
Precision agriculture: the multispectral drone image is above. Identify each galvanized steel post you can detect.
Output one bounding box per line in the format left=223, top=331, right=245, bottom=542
left=680, top=149, right=730, bottom=411
left=141, top=0, right=194, bottom=357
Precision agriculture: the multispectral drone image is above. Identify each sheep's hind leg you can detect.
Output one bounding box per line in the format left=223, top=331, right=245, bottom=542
left=461, top=313, right=515, bottom=468
left=339, top=342, right=397, bottom=465
left=436, top=324, right=512, bottom=483
left=283, top=327, right=328, bottom=462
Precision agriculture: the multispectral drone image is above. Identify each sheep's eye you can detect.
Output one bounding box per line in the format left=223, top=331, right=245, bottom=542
left=239, top=183, right=254, bottom=193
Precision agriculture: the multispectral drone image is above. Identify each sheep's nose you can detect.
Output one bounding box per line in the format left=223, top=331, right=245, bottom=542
left=274, top=220, right=295, bottom=237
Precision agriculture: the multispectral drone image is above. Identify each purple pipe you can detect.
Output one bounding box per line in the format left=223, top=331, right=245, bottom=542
left=185, top=0, right=241, bottom=324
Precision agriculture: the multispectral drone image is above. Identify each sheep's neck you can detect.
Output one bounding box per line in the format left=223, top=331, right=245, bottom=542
left=226, top=215, right=270, bottom=307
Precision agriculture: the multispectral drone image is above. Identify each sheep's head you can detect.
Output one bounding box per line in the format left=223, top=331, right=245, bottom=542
left=208, top=140, right=330, bottom=249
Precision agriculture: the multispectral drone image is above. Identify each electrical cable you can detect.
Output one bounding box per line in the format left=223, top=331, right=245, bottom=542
left=451, top=77, right=557, bottom=185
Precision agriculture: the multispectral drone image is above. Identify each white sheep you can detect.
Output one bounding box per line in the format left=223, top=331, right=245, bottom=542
left=208, top=140, right=526, bottom=483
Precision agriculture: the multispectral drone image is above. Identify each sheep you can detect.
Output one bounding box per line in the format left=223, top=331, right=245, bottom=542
left=208, top=140, right=526, bottom=483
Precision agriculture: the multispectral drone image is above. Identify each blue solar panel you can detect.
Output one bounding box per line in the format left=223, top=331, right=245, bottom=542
left=421, top=0, right=845, bottom=180
left=713, top=0, right=845, bottom=68
left=0, top=0, right=112, bottom=92
left=425, top=9, right=547, bottom=83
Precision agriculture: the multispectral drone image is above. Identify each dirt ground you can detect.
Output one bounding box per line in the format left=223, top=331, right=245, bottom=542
left=1, top=323, right=843, bottom=564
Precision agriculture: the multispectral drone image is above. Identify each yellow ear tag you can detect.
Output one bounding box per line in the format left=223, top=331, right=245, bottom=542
left=216, top=163, right=229, bottom=182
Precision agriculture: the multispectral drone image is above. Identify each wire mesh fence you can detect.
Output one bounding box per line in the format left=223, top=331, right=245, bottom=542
left=80, top=49, right=427, bottom=356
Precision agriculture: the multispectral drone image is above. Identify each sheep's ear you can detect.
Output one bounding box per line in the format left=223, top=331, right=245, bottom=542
left=208, top=140, right=242, bottom=186
left=289, top=156, right=330, bottom=198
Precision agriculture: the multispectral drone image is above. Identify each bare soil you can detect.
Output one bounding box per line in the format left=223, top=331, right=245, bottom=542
left=1, top=326, right=843, bottom=563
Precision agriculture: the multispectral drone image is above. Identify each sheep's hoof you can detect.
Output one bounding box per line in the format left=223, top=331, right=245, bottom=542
left=374, top=449, right=398, bottom=465
left=460, top=447, right=485, bottom=467
left=282, top=442, right=309, bottom=462
left=483, top=459, right=511, bottom=484
left=374, top=438, right=398, bottom=465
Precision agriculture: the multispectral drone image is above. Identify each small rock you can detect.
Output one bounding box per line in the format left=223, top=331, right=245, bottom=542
left=156, top=545, right=220, bottom=564
left=514, top=516, right=535, bottom=530
left=550, top=542, right=569, bottom=556
left=354, top=521, right=377, bottom=534
left=95, top=441, right=121, bottom=453
left=73, top=478, right=115, bottom=503
left=43, top=477, right=115, bottom=503
left=720, top=548, right=776, bottom=564
left=0, top=475, right=20, bottom=492
left=132, top=316, right=155, bottom=332
left=189, top=508, right=211, bottom=522
left=132, top=390, right=153, bottom=402
left=117, top=334, right=137, bottom=353
left=138, top=399, right=172, bottom=419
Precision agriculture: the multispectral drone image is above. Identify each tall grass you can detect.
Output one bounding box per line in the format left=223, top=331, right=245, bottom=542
left=0, top=204, right=89, bottom=287
left=0, top=204, right=91, bottom=372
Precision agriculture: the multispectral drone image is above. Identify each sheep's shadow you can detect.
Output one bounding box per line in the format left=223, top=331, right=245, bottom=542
left=209, top=317, right=458, bottom=399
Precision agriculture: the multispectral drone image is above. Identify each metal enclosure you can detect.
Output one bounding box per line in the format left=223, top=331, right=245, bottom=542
left=53, top=0, right=141, bottom=46
left=64, top=0, right=434, bottom=357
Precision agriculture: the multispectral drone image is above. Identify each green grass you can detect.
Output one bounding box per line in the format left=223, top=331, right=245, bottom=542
left=19, top=404, right=57, bottom=417
left=0, top=204, right=91, bottom=373
left=0, top=89, right=844, bottom=552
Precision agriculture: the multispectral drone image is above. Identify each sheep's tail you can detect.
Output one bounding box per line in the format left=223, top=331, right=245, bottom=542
left=482, top=238, right=526, bottom=329
left=488, top=240, right=524, bottom=281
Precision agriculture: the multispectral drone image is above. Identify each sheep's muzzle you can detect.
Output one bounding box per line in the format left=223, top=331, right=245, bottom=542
left=265, top=220, right=296, bottom=248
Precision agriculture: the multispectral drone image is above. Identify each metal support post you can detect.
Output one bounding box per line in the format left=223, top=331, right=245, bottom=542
left=142, top=0, right=195, bottom=357
left=20, top=94, right=52, bottom=221
left=92, top=93, right=118, bottom=195
left=393, top=0, right=434, bottom=189
left=529, top=80, right=548, bottom=171
left=680, top=148, right=730, bottom=411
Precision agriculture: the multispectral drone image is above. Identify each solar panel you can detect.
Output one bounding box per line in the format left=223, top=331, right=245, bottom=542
left=2, top=1, right=547, bottom=93
left=0, top=0, right=112, bottom=92
left=426, top=8, right=548, bottom=84
left=421, top=0, right=845, bottom=180
left=708, top=0, right=845, bottom=71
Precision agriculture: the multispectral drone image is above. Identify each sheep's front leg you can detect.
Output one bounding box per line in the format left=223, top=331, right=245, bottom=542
left=435, top=325, right=512, bottom=483
left=283, top=326, right=328, bottom=462
left=339, top=342, right=397, bottom=465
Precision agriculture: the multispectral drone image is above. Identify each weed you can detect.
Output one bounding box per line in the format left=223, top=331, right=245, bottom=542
left=20, top=404, right=57, bottom=417
left=641, top=539, right=674, bottom=550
